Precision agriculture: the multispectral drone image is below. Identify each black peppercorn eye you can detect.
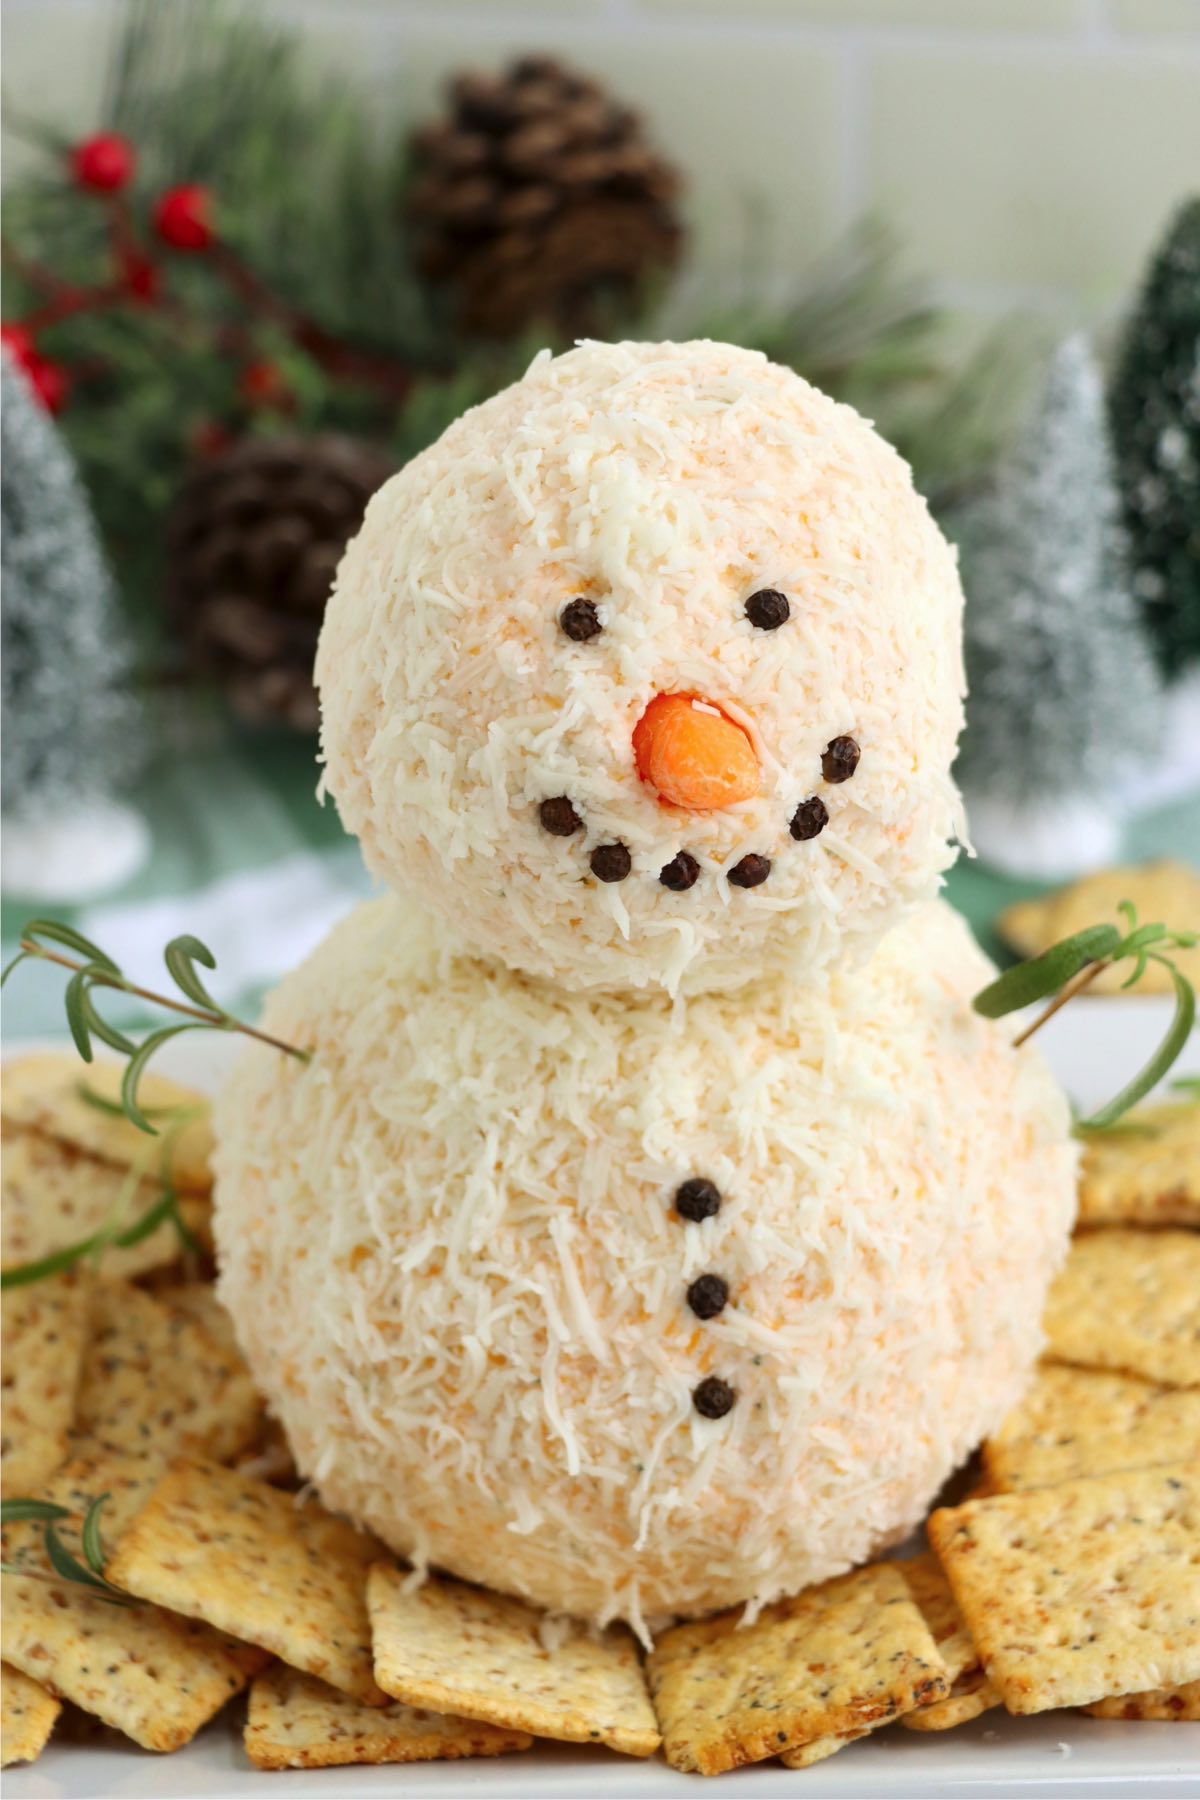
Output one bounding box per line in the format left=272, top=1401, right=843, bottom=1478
left=538, top=796, right=583, bottom=836
left=728, top=854, right=771, bottom=889
left=822, top=735, right=860, bottom=783
left=659, top=850, right=700, bottom=891
left=674, top=1177, right=721, bottom=1222
left=692, top=1374, right=736, bottom=1419
left=744, top=588, right=790, bottom=631
left=590, top=842, right=631, bottom=883
left=560, top=597, right=602, bottom=642
left=790, top=796, right=829, bottom=842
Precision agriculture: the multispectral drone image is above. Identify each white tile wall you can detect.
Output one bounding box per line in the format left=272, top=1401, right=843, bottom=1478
left=3, top=0, right=1198, bottom=320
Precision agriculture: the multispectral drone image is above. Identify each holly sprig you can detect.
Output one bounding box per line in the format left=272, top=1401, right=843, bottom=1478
left=1, top=1494, right=133, bottom=1605
left=974, top=901, right=1197, bottom=1132
left=2, top=917, right=309, bottom=1134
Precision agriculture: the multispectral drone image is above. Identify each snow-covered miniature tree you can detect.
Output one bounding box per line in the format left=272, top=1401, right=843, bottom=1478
left=1, top=351, right=148, bottom=899
left=953, top=334, right=1162, bottom=880
left=1108, top=198, right=1200, bottom=676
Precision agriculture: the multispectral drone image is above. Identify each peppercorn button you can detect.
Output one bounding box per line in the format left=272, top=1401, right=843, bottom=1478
left=687, top=1273, right=729, bottom=1320
left=692, top=1375, right=736, bottom=1418
left=590, top=842, right=632, bottom=882
left=560, top=597, right=602, bottom=641
left=674, top=1177, right=721, bottom=1221
left=538, top=796, right=583, bottom=836
left=822, top=736, right=860, bottom=783
left=790, top=796, right=829, bottom=841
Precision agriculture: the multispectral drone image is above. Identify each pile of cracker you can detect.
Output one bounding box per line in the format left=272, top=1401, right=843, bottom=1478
left=2, top=1053, right=1198, bottom=1777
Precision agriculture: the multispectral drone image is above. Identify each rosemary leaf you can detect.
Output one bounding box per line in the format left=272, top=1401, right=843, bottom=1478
left=1, top=1500, right=71, bottom=1525
left=164, top=934, right=223, bottom=1013
left=972, top=923, right=1122, bottom=1019
left=81, top=1494, right=112, bottom=1579
left=63, top=967, right=97, bottom=1063
left=8, top=919, right=120, bottom=975
left=43, top=1519, right=133, bottom=1604
left=1076, top=958, right=1197, bottom=1132
left=120, top=1023, right=206, bottom=1135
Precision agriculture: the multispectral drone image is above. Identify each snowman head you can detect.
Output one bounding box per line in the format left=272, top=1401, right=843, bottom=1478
left=317, top=341, right=965, bottom=994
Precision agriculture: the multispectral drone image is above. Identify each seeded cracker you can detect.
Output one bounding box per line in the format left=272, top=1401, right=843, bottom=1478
left=900, top=1669, right=1001, bottom=1732
left=73, top=1280, right=261, bottom=1464
left=1041, top=1230, right=1200, bottom=1388
left=928, top=1462, right=1200, bottom=1713
left=0, top=1053, right=214, bottom=1192
left=646, top=1562, right=947, bottom=1775
left=368, top=1566, right=660, bottom=1756
left=106, top=1457, right=387, bottom=1704
left=1077, top=1100, right=1199, bottom=1228
left=245, top=1662, right=532, bottom=1769
left=983, top=1364, right=1200, bottom=1492
left=899, top=1551, right=979, bottom=1682
left=780, top=1729, right=867, bottom=1768
left=1084, top=1679, right=1200, bottom=1720
left=1, top=1126, right=211, bottom=1282
left=1, top=1662, right=61, bottom=1766
left=1, top=1271, right=90, bottom=1495
left=1, top=1450, right=265, bottom=1751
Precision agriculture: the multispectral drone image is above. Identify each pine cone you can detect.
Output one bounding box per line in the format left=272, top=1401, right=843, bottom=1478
left=167, top=434, right=392, bottom=730
left=408, top=56, right=684, bottom=339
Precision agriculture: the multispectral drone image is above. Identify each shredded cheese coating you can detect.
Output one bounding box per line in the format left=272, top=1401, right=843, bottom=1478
left=316, top=340, right=966, bottom=995
left=214, top=899, right=1076, bottom=1634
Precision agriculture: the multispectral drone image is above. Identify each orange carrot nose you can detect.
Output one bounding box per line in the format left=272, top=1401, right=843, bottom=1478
left=633, top=693, right=760, bottom=811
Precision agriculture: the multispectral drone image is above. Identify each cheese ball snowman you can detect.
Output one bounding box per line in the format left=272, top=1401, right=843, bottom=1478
left=215, top=341, right=1075, bottom=1634
left=316, top=339, right=966, bottom=995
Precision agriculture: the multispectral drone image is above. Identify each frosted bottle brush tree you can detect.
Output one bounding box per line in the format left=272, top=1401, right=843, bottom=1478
left=953, top=334, right=1162, bottom=881
left=1, top=352, right=149, bottom=900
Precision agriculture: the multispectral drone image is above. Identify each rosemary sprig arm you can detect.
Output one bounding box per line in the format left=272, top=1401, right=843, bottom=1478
left=973, top=903, right=1197, bottom=1134
left=3, top=918, right=310, bottom=1133
left=1, top=1495, right=134, bottom=1605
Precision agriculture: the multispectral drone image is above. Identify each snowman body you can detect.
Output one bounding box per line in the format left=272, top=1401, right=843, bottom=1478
left=214, top=341, right=1076, bottom=1632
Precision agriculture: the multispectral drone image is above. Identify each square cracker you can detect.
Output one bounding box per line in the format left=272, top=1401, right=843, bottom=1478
left=928, top=1462, right=1200, bottom=1714
left=1042, top=1229, right=1200, bottom=1389
left=1, top=1053, right=214, bottom=1193
left=646, top=1562, right=947, bottom=1776
left=368, top=1566, right=659, bottom=1757
left=0, top=1051, right=213, bottom=1195
left=1078, top=1102, right=1200, bottom=1228
left=2, top=1126, right=210, bottom=1283
left=1, top=1271, right=90, bottom=1496
left=1, top=1449, right=265, bottom=1752
left=899, top=1552, right=979, bottom=1684
left=1, top=1662, right=61, bottom=1767
left=984, top=1364, right=1200, bottom=1492
left=998, top=860, right=1200, bottom=998
left=901, top=1669, right=1001, bottom=1732
left=73, top=1280, right=260, bottom=1464
left=1084, top=1679, right=1200, bottom=1720
left=245, top=1662, right=532, bottom=1769
left=106, top=1456, right=386, bottom=1704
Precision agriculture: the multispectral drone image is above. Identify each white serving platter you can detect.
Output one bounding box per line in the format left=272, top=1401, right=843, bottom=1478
left=4, top=997, right=1199, bottom=1798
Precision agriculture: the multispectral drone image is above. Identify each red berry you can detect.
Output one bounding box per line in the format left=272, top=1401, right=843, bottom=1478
left=1, top=323, right=37, bottom=371
left=27, top=356, right=69, bottom=414
left=238, top=360, right=288, bottom=408
left=153, top=184, right=214, bottom=251
left=71, top=132, right=136, bottom=192
left=191, top=420, right=234, bottom=459
left=123, top=254, right=159, bottom=302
